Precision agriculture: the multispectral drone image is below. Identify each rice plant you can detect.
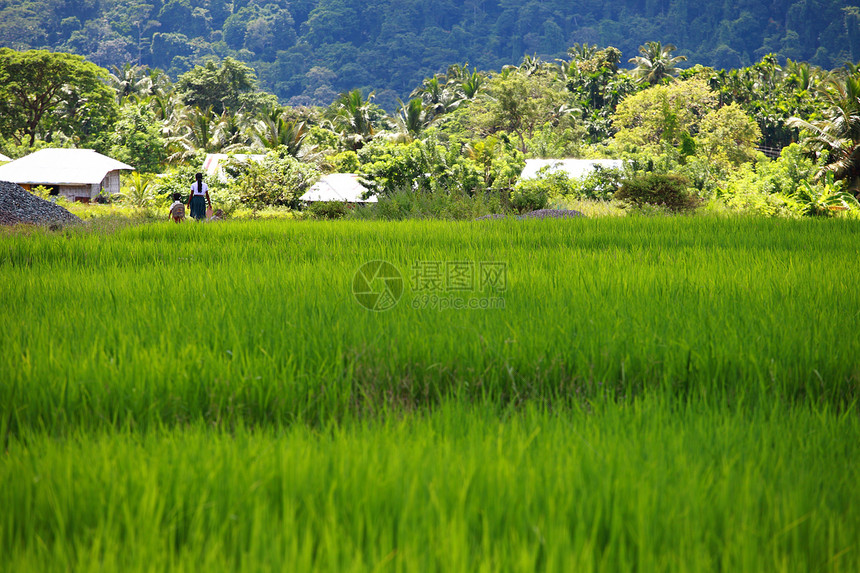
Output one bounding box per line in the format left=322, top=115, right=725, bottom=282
left=1, top=217, right=858, bottom=571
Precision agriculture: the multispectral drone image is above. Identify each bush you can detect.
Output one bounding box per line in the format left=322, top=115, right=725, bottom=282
left=307, top=201, right=348, bottom=220
left=615, top=173, right=698, bottom=212
left=228, top=148, right=320, bottom=209
left=511, top=168, right=571, bottom=212
left=327, top=150, right=361, bottom=173
left=574, top=165, right=625, bottom=200
left=352, top=188, right=505, bottom=220
left=511, top=182, right=550, bottom=213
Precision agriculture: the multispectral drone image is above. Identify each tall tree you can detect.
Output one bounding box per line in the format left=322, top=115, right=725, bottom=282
left=483, top=71, right=571, bottom=153
left=176, top=57, right=265, bottom=115
left=788, top=75, right=860, bottom=192
left=0, top=49, right=118, bottom=147
left=325, top=90, right=384, bottom=150
left=251, top=104, right=309, bottom=156
left=107, top=63, right=152, bottom=103
left=628, top=42, right=687, bottom=85
left=394, top=98, right=429, bottom=137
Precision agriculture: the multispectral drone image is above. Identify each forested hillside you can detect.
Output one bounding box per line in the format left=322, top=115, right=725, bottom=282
left=1, top=0, right=858, bottom=108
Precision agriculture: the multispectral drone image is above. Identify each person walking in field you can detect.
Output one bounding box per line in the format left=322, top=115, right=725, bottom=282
left=169, top=192, right=186, bottom=222
left=188, top=172, right=211, bottom=221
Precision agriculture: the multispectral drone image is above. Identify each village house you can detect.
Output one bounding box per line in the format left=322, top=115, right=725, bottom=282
left=0, top=148, right=133, bottom=202
left=300, top=173, right=377, bottom=204
left=519, top=158, right=625, bottom=180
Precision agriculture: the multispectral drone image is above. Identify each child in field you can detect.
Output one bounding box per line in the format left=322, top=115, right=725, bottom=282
left=169, top=193, right=185, bottom=222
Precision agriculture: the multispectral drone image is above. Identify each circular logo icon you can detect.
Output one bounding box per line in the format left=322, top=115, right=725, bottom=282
left=352, top=260, right=403, bottom=311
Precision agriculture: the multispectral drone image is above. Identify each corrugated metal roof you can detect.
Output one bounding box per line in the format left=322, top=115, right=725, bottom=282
left=301, top=174, right=377, bottom=203
left=0, top=148, right=133, bottom=185
left=520, top=158, right=624, bottom=180
left=202, top=153, right=266, bottom=182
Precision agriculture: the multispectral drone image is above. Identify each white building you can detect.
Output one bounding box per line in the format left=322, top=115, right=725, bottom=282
left=520, top=158, right=625, bottom=181
left=301, top=174, right=377, bottom=203
left=0, top=148, right=133, bottom=202
left=202, top=153, right=267, bottom=182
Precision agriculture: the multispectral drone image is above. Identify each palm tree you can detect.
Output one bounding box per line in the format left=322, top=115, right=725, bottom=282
left=628, top=42, right=687, bottom=85
left=166, top=106, right=242, bottom=162
left=124, top=172, right=154, bottom=207
left=251, top=105, right=309, bottom=156
left=394, top=98, right=428, bottom=137
left=217, top=110, right=252, bottom=150
left=108, top=63, right=152, bottom=103
left=465, top=136, right=503, bottom=187
left=788, top=76, right=860, bottom=193
left=461, top=70, right=486, bottom=99
left=326, top=90, right=378, bottom=150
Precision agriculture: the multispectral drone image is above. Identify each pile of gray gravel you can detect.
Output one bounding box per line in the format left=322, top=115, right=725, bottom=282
left=520, top=209, right=585, bottom=219
left=476, top=209, right=586, bottom=221
left=0, top=180, right=80, bottom=226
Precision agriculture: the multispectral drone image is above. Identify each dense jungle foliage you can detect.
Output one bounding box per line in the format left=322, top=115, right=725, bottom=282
left=0, top=0, right=858, bottom=107
left=1, top=43, right=860, bottom=220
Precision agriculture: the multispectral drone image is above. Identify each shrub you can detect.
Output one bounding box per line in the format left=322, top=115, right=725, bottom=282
left=574, top=165, right=625, bottom=200
left=307, top=201, right=349, bottom=220
left=615, top=173, right=698, bottom=212
left=327, top=150, right=361, bottom=173
left=511, top=181, right=550, bottom=213
left=351, top=188, right=505, bottom=220
left=511, top=168, right=571, bottom=212
left=228, top=148, right=320, bottom=209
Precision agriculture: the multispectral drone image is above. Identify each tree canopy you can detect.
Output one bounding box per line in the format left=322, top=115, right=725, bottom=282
left=0, top=0, right=858, bottom=107
left=0, top=48, right=117, bottom=147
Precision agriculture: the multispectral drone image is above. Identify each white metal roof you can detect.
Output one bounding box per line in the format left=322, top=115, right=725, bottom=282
left=520, top=158, right=624, bottom=180
left=0, top=148, right=133, bottom=185
left=0, top=153, right=11, bottom=162
left=301, top=174, right=377, bottom=203
left=202, top=153, right=267, bottom=182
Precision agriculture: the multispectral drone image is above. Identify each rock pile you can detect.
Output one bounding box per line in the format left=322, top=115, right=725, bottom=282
left=475, top=209, right=586, bottom=221
left=520, top=209, right=585, bottom=219
left=0, top=180, right=80, bottom=226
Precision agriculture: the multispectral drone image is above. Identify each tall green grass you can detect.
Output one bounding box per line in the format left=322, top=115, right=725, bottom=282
left=2, top=217, right=858, bottom=571
left=2, top=401, right=858, bottom=572
left=2, top=217, right=858, bottom=432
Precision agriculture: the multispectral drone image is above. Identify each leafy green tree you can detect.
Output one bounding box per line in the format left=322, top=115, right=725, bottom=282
left=108, top=102, right=167, bottom=172
left=176, top=57, right=269, bottom=115
left=0, top=49, right=118, bottom=147
left=628, top=42, right=687, bottom=85
left=561, top=44, right=638, bottom=142
left=696, top=103, right=762, bottom=169
left=229, top=147, right=320, bottom=208
left=788, top=75, right=860, bottom=192
left=611, top=78, right=716, bottom=153
left=709, top=55, right=827, bottom=149
left=482, top=72, right=571, bottom=153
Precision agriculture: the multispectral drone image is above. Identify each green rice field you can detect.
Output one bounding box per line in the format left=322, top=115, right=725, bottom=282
left=1, top=217, right=859, bottom=571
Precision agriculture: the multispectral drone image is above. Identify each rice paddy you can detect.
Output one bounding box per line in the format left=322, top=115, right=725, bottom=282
left=1, top=217, right=859, bottom=571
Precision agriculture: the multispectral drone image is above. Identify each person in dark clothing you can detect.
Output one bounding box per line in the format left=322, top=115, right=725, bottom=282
left=188, top=172, right=211, bottom=220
